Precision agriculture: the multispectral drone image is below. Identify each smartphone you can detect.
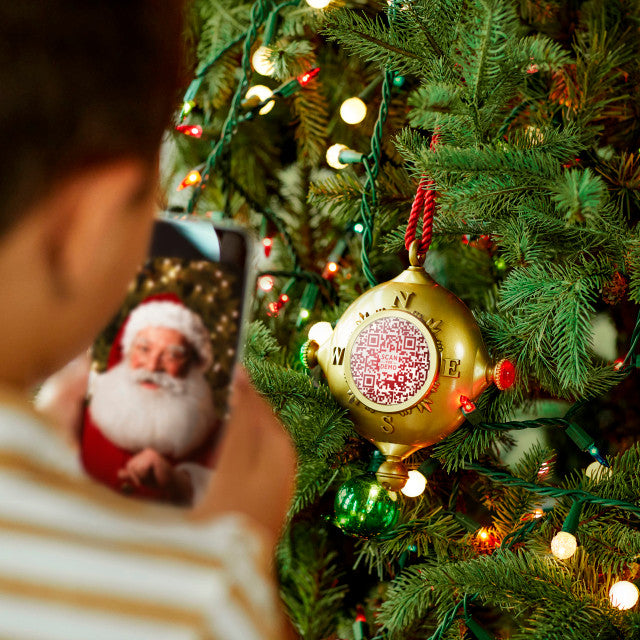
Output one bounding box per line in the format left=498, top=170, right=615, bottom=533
left=80, top=217, right=251, bottom=506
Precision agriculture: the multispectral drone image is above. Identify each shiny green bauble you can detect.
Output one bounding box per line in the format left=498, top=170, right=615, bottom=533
left=334, top=474, right=399, bottom=538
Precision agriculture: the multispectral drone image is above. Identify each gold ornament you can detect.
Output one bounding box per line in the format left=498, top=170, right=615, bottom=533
left=304, top=243, right=513, bottom=490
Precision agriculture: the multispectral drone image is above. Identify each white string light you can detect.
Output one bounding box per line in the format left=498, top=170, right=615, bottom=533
left=340, top=97, right=367, bottom=124
left=252, top=46, right=276, bottom=76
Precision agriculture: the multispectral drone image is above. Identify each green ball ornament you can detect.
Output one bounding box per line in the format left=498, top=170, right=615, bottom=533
left=334, top=474, right=400, bottom=538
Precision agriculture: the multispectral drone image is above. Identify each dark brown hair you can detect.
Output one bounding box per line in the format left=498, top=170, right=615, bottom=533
left=0, top=1, right=185, bottom=235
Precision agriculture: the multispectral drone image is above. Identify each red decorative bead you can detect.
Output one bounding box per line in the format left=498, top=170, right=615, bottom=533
left=494, top=359, right=516, bottom=390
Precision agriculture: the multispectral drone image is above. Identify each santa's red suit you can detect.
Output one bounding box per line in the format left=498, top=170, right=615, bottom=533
left=80, top=294, right=220, bottom=502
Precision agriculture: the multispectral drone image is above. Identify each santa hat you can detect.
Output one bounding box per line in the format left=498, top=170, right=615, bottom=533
left=110, top=293, right=212, bottom=371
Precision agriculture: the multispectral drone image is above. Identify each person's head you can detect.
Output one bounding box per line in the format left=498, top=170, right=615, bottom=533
left=121, top=298, right=212, bottom=386
left=129, top=327, right=194, bottom=381
left=90, top=302, right=216, bottom=458
left=0, top=1, right=185, bottom=386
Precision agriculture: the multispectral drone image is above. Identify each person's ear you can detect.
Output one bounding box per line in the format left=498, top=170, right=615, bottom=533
left=44, top=160, right=153, bottom=297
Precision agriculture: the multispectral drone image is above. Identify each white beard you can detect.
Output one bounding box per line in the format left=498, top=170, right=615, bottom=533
left=89, top=362, right=216, bottom=458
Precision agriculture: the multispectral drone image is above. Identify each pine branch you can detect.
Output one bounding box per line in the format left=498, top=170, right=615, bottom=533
left=278, top=523, right=349, bottom=640
left=244, top=356, right=354, bottom=459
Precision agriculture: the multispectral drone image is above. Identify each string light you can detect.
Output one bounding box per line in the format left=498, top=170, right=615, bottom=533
left=326, top=144, right=363, bottom=169
left=476, top=528, right=490, bottom=542
left=297, top=67, right=320, bottom=87
left=550, top=500, right=582, bottom=560
left=565, top=423, right=608, bottom=466
left=459, top=395, right=476, bottom=414
left=585, top=461, right=612, bottom=482
left=537, top=460, right=552, bottom=478
left=175, top=124, right=203, bottom=138
left=609, top=581, right=639, bottom=610
left=258, top=275, right=275, bottom=292
left=266, top=291, right=291, bottom=318
left=340, top=97, right=367, bottom=124
left=550, top=531, right=577, bottom=560
left=305, top=0, right=332, bottom=9
left=326, top=144, right=349, bottom=169
left=177, top=169, right=202, bottom=191
left=322, top=261, right=339, bottom=279
left=181, top=100, right=195, bottom=118
left=252, top=46, right=275, bottom=76
left=308, top=321, right=333, bottom=345
left=244, top=85, right=275, bottom=114
left=262, top=236, right=273, bottom=257
left=474, top=527, right=499, bottom=550
left=296, top=283, right=319, bottom=328
left=400, top=470, right=427, bottom=497
left=353, top=222, right=364, bottom=233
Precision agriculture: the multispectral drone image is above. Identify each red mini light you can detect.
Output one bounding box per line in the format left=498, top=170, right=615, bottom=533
left=175, top=124, right=203, bottom=138
left=459, top=395, right=476, bottom=413
left=177, top=169, right=202, bottom=191
left=323, top=261, right=339, bottom=279
left=494, top=359, right=516, bottom=390
left=279, top=293, right=289, bottom=304
left=262, top=237, right=273, bottom=257
left=297, top=67, right=320, bottom=86
left=266, top=301, right=279, bottom=317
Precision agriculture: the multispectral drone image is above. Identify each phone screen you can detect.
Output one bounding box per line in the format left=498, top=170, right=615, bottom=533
left=80, top=218, right=250, bottom=506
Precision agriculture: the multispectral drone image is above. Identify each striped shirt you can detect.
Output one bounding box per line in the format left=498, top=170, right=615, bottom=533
left=0, top=388, right=285, bottom=640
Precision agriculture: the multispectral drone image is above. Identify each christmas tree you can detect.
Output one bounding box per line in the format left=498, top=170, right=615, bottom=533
left=169, top=0, right=640, bottom=637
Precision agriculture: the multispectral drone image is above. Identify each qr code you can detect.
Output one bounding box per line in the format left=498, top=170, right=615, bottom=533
left=349, top=316, right=431, bottom=406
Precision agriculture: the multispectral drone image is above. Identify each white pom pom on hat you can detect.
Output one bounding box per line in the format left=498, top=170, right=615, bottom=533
left=121, top=299, right=212, bottom=371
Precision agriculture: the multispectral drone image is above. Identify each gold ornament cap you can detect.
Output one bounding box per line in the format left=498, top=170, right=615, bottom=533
left=376, top=458, right=409, bottom=491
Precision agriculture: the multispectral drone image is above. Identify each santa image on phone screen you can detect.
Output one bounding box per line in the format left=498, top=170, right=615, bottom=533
left=81, top=294, right=220, bottom=505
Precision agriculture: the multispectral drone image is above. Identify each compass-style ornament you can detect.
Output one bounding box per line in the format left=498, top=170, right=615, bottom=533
left=303, top=248, right=515, bottom=491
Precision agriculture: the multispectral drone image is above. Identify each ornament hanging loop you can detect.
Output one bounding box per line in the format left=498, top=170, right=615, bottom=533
left=408, top=239, right=425, bottom=267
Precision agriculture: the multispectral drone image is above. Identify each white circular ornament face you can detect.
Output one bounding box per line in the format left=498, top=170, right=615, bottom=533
left=345, top=310, right=439, bottom=412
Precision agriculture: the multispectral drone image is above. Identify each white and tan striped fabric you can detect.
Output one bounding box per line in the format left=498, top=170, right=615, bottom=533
left=0, top=389, right=284, bottom=640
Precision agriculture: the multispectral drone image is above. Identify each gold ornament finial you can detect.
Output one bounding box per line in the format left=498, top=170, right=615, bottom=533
left=376, top=458, right=409, bottom=491
left=408, top=239, right=424, bottom=267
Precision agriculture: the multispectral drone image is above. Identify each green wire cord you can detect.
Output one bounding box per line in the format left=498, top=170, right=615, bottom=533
left=185, top=0, right=301, bottom=215
left=359, top=68, right=394, bottom=288
left=466, top=463, right=640, bottom=516
left=187, top=0, right=269, bottom=214
left=358, top=0, right=400, bottom=288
